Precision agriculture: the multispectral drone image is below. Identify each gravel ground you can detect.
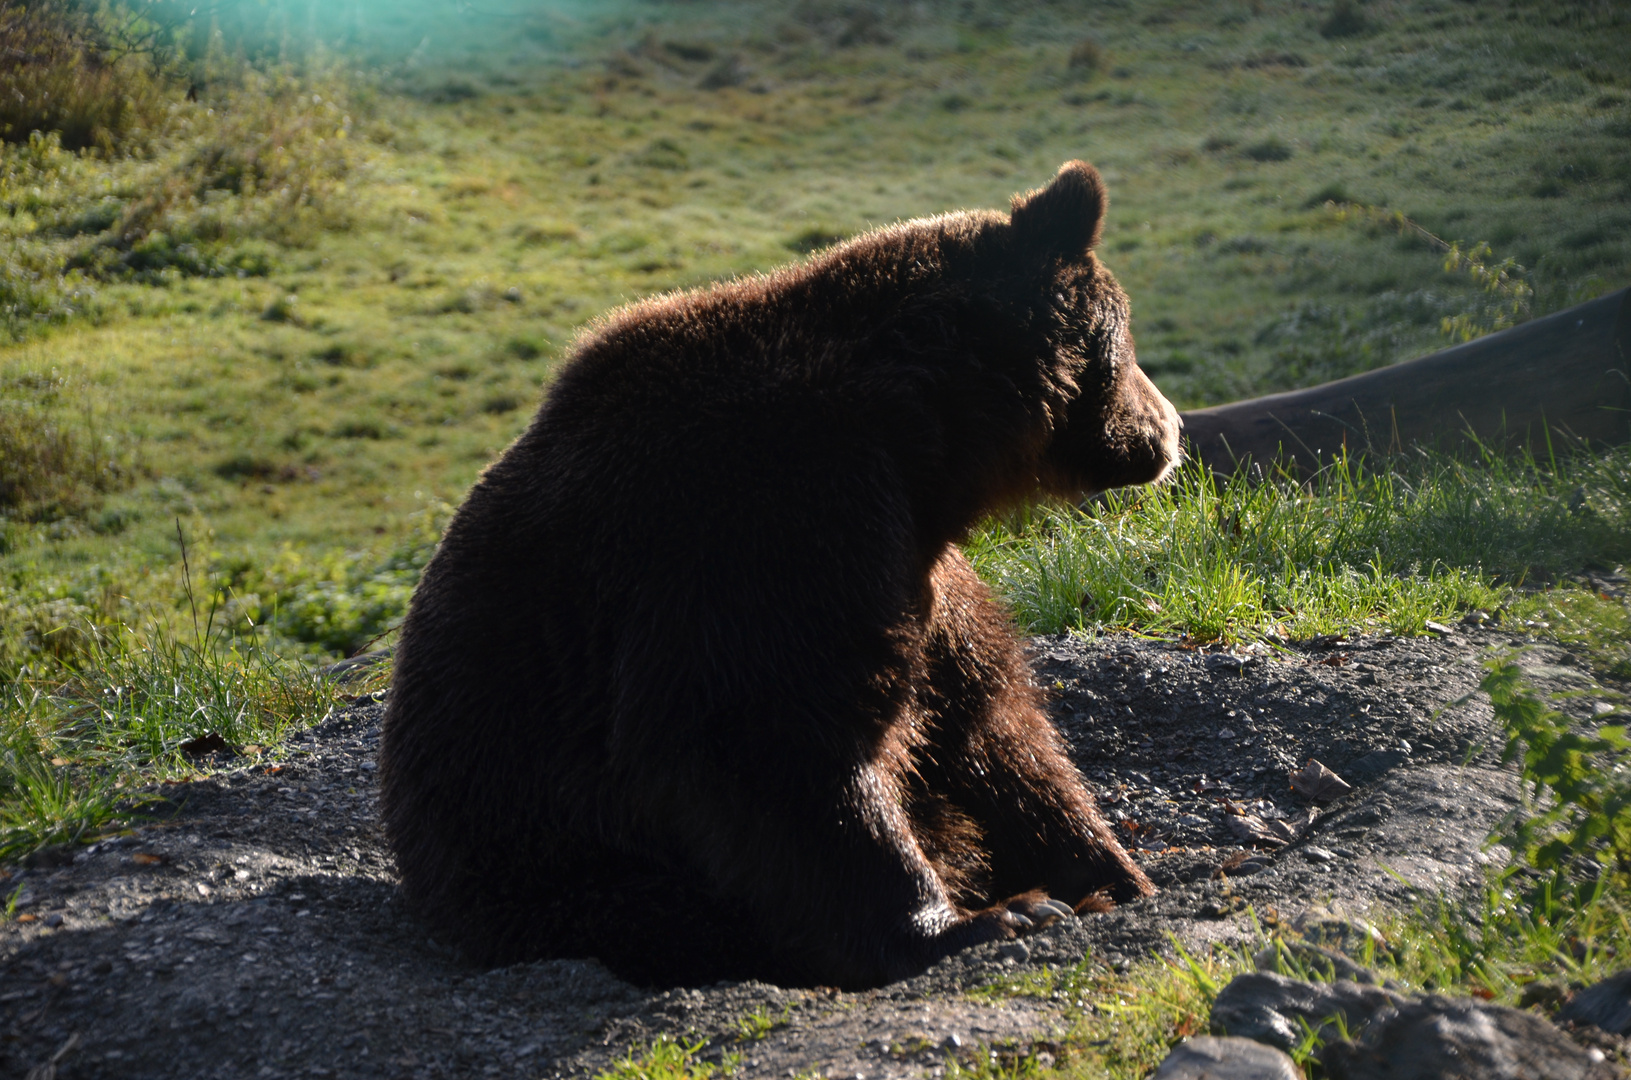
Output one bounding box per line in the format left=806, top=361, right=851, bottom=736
left=1, top=626, right=1619, bottom=1080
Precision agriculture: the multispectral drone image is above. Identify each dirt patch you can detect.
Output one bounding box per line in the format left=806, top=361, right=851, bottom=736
left=1, top=628, right=1618, bottom=1079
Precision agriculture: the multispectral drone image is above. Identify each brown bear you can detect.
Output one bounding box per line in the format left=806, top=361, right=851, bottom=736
left=378, top=160, right=1181, bottom=990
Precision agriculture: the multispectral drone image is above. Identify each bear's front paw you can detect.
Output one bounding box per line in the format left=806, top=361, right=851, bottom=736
left=993, top=890, right=1076, bottom=934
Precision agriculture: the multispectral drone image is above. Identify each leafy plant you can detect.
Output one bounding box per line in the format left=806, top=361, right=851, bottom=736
left=1486, top=652, right=1631, bottom=891
left=1327, top=202, right=1534, bottom=343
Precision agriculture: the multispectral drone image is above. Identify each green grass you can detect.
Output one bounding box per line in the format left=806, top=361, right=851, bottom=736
left=597, top=1034, right=732, bottom=1080
left=968, top=442, right=1631, bottom=644
left=0, top=594, right=340, bottom=860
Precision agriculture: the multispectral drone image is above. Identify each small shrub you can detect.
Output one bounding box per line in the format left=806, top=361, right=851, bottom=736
left=262, top=294, right=301, bottom=323
left=698, top=56, right=749, bottom=91
left=1068, top=39, right=1105, bottom=78
left=1320, top=0, right=1371, bottom=40
left=60, top=66, right=361, bottom=283
left=504, top=335, right=549, bottom=361
left=332, top=418, right=388, bottom=440
left=214, top=454, right=281, bottom=481
left=0, top=0, right=178, bottom=152
left=633, top=137, right=689, bottom=171
left=0, top=389, right=132, bottom=521
left=1304, top=182, right=1352, bottom=208
left=1244, top=137, right=1293, bottom=162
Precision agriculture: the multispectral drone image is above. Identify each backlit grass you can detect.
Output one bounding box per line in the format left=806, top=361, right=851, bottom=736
left=968, top=442, right=1631, bottom=644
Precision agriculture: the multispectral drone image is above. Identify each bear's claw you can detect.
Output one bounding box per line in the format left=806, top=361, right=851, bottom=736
left=1038, top=899, right=1075, bottom=920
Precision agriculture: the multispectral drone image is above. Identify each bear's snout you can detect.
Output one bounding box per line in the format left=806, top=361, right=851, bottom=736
left=1120, top=362, right=1182, bottom=486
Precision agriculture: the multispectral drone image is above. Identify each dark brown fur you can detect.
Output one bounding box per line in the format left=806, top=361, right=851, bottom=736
left=379, top=161, right=1181, bottom=989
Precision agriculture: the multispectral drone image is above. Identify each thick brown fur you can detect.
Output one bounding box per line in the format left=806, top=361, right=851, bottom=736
left=379, top=161, right=1181, bottom=990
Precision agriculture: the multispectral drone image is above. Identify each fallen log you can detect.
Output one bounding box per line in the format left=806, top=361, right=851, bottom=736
left=1178, top=287, right=1631, bottom=474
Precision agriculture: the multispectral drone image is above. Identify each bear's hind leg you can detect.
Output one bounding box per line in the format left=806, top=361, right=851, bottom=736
left=915, top=549, right=1153, bottom=908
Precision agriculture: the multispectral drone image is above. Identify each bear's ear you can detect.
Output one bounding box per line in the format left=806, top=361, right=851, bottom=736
left=1009, top=160, right=1107, bottom=260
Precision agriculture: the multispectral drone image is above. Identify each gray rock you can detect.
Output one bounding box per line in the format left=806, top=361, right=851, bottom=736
left=1211, top=971, right=1403, bottom=1050
left=1321, top=995, right=1618, bottom=1080
left=1344, top=749, right=1411, bottom=783
left=1152, top=1036, right=1303, bottom=1079
left=1560, top=968, right=1631, bottom=1034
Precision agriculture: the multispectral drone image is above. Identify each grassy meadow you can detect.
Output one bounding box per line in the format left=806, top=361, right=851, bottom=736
left=4, top=2, right=1631, bottom=1059
left=3, top=0, right=1628, bottom=670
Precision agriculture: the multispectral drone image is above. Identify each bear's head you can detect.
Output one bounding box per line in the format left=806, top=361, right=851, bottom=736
left=1004, top=161, right=1181, bottom=499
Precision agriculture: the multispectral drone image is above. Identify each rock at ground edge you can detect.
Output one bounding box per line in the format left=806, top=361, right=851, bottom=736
left=1561, top=969, right=1631, bottom=1035
left=1151, top=1036, right=1304, bottom=1079
left=1210, top=971, right=1403, bottom=1050
left=1320, top=995, right=1618, bottom=1080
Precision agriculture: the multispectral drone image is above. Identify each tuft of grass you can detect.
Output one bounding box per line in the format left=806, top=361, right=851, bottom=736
left=0, top=602, right=339, bottom=861
left=971, top=944, right=1250, bottom=1080
left=968, top=444, right=1631, bottom=646
left=596, top=1034, right=730, bottom=1080
left=0, top=685, right=137, bottom=861
left=734, top=1004, right=790, bottom=1042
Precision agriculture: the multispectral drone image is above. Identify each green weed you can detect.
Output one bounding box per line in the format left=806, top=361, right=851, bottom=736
left=1328, top=204, right=1534, bottom=343
left=733, top=1004, right=790, bottom=1042
left=1484, top=653, right=1631, bottom=894
left=596, top=1033, right=730, bottom=1080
